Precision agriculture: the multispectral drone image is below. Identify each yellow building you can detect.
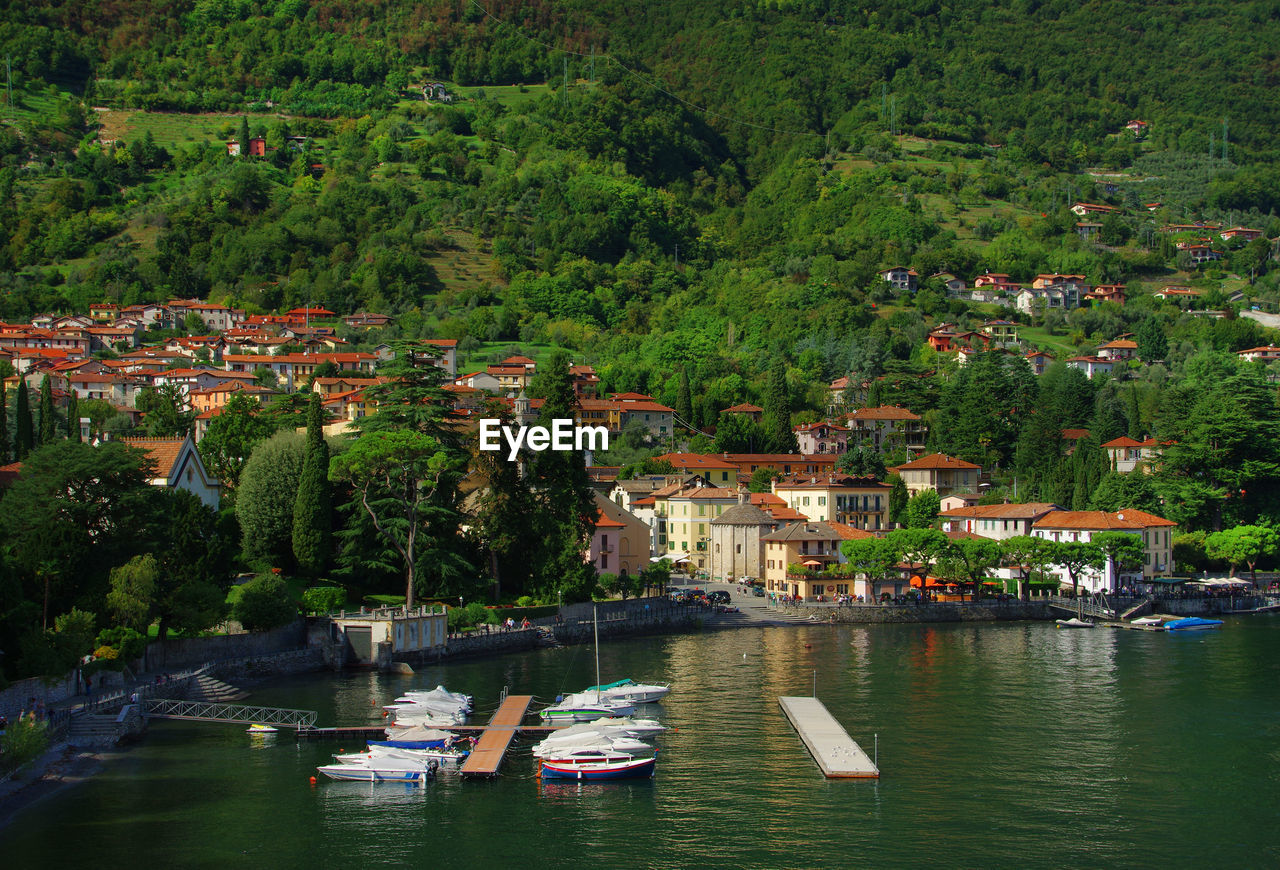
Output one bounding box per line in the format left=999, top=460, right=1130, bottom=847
left=771, top=474, right=892, bottom=530
left=657, top=483, right=739, bottom=572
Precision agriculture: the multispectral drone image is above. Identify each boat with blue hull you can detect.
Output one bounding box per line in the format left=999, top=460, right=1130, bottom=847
left=1164, top=617, right=1224, bottom=631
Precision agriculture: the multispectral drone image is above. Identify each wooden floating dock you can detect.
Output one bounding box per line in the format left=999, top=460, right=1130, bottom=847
left=459, top=695, right=534, bottom=779
left=779, top=696, right=879, bottom=779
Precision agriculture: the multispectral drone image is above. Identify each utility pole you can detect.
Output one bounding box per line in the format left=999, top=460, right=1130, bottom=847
left=674, top=244, right=679, bottom=267
left=563, top=56, right=568, bottom=108
left=5, top=55, right=10, bottom=117
left=590, top=45, right=595, bottom=82
left=1222, top=117, right=1228, bottom=162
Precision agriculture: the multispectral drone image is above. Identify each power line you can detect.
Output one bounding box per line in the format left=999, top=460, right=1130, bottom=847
left=467, top=0, right=824, bottom=139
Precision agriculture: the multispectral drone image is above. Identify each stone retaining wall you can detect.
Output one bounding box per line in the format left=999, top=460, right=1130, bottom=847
left=806, top=601, right=1053, bottom=624
left=209, top=648, right=325, bottom=685
left=142, top=620, right=308, bottom=673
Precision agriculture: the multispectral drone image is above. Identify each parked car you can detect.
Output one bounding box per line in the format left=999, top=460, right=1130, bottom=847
left=707, top=590, right=730, bottom=605
left=753, top=587, right=765, bottom=597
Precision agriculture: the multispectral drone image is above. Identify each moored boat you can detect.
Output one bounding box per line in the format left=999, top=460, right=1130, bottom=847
left=1055, top=618, right=1095, bottom=628
left=317, top=754, right=437, bottom=783
left=1164, top=616, right=1224, bottom=631
left=582, top=678, right=670, bottom=704
left=539, top=754, right=657, bottom=781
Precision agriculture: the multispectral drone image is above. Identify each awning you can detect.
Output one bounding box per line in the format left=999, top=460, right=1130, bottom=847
left=655, top=553, right=689, bottom=563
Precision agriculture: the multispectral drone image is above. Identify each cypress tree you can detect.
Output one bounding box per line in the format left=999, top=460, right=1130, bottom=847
left=0, top=380, right=8, bottom=461
left=15, top=379, right=33, bottom=459
left=38, top=375, right=55, bottom=445
left=66, top=389, right=80, bottom=441
left=762, top=357, right=798, bottom=454
left=238, top=115, right=251, bottom=156
left=675, top=368, right=693, bottom=426
left=292, top=391, right=331, bottom=575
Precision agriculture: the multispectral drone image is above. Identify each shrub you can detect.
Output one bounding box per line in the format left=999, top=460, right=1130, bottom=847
left=95, top=626, right=147, bottom=662
left=302, top=586, right=347, bottom=615
left=230, top=574, right=298, bottom=632
left=0, top=716, right=50, bottom=775
left=515, top=595, right=536, bottom=607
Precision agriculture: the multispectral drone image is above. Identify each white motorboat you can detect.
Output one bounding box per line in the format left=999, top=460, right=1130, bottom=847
left=316, top=754, right=436, bottom=783
left=1055, top=618, right=1095, bottom=628
left=333, top=743, right=470, bottom=769
left=531, top=731, right=653, bottom=758
left=539, top=692, right=636, bottom=723
left=581, top=679, right=670, bottom=704
left=399, top=685, right=473, bottom=711
left=385, top=705, right=467, bottom=727
left=1131, top=616, right=1164, bottom=627
left=591, top=717, right=667, bottom=738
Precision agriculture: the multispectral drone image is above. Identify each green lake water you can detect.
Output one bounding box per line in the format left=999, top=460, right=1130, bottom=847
left=3, top=618, right=1278, bottom=869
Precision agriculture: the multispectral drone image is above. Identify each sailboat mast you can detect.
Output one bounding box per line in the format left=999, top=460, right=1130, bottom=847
left=594, top=603, right=601, bottom=702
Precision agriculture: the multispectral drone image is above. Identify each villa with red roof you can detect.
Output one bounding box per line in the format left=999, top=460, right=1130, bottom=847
left=890, top=453, right=980, bottom=496
left=1032, top=509, right=1177, bottom=591
left=118, top=433, right=220, bottom=508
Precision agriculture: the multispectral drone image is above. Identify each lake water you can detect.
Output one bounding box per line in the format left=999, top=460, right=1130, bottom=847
left=3, top=617, right=1278, bottom=868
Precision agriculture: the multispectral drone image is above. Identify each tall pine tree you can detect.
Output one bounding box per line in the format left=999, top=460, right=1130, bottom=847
left=38, top=376, right=55, bottom=445
left=15, top=380, right=33, bottom=459
left=292, top=392, right=331, bottom=575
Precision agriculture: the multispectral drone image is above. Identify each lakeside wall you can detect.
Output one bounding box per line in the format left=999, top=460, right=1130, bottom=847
left=142, top=620, right=308, bottom=673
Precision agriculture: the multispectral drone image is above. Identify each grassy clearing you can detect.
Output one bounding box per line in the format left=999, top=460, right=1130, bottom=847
left=92, top=109, right=308, bottom=149
left=1018, top=324, right=1083, bottom=358
left=460, top=341, right=575, bottom=371
left=428, top=229, right=504, bottom=296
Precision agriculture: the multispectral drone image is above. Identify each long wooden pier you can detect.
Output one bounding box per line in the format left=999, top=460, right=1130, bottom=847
left=779, top=696, right=879, bottom=779
left=459, top=695, right=534, bottom=779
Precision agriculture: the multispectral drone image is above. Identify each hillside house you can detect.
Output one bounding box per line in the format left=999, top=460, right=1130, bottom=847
left=117, top=433, right=220, bottom=508
left=844, top=405, right=927, bottom=453
left=890, top=453, right=980, bottom=496
left=878, top=267, right=919, bottom=293
left=1065, top=356, right=1114, bottom=379
left=794, top=421, right=849, bottom=454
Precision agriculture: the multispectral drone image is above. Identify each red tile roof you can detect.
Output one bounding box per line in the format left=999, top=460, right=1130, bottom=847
left=893, top=453, right=980, bottom=471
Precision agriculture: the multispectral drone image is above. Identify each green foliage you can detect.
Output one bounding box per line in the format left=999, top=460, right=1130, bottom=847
left=836, top=445, right=886, bottom=479
left=107, top=554, right=158, bottom=632
left=301, top=586, right=347, bottom=615
left=237, top=431, right=307, bottom=565
left=292, top=392, right=332, bottom=575
left=0, top=714, right=49, bottom=776
left=37, top=376, right=55, bottom=445
left=197, top=393, right=274, bottom=489
left=94, top=626, right=147, bottom=662
left=903, top=489, right=941, bottom=529
left=14, top=380, right=33, bottom=459
left=761, top=358, right=797, bottom=454
left=230, top=574, right=297, bottom=632
left=887, top=474, right=909, bottom=526
left=1205, top=525, right=1279, bottom=578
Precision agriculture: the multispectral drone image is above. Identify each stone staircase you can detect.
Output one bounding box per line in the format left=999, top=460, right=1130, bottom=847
left=67, top=711, right=124, bottom=746
left=534, top=626, right=563, bottom=649
left=185, top=674, right=249, bottom=703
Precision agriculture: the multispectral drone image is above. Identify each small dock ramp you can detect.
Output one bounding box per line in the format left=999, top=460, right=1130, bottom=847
left=459, top=695, right=533, bottom=779
left=779, top=696, right=879, bottom=779
left=144, top=699, right=318, bottom=729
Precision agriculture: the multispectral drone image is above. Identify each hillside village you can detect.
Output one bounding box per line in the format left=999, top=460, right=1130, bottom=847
left=4, top=272, right=1270, bottom=612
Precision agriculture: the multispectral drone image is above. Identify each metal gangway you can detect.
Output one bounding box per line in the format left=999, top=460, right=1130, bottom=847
left=143, top=698, right=318, bottom=729
left=1047, top=595, right=1116, bottom=620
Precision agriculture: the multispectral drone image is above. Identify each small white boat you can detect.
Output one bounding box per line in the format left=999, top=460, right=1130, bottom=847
left=398, top=685, right=473, bottom=711
left=333, top=744, right=470, bottom=769
left=386, top=706, right=467, bottom=727
left=539, top=694, right=637, bottom=723
left=1055, top=618, right=1095, bottom=629
left=592, top=717, right=667, bottom=738
left=581, top=679, right=670, bottom=704
left=1131, top=616, right=1164, bottom=627
left=532, top=732, right=653, bottom=758
left=317, top=754, right=436, bottom=783
left=539, top=754, right=656, bottom=781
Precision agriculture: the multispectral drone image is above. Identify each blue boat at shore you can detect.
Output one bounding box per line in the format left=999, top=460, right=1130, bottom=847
left=1164, top=617, right=1224, bottom=631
